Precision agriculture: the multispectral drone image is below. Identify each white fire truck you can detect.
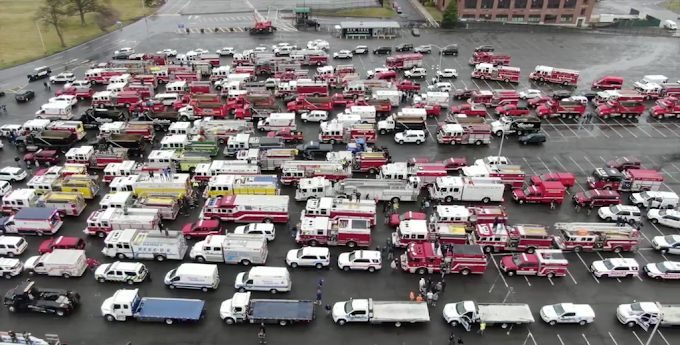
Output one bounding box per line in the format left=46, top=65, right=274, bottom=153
left=295, top=216, right=372, bottom=248
left=191, top=160, right=260, bottom=182
left=378, top=162, right=447, bottom=186
left=437, top=124, right=492, bottom=145
left=301, top=197, right=376, bottom=226
left=109, top=173, right=192, bottom=199
left=83, top=208, right=161, bottom=238
left=103, top=160, right=145, bottom=183
left=102, top=229, right=188, bottom=261
left=553, top=222, right=641, bottom=253
left=99, top=191, right=181, bottom=220
left=1, top=189, right=39, bottom=213
left=189, top=234, right=268, bottom=265
left=236, top=148, right=298, bottom=171
left=392, top=219, right=468, bottom=248
left=319, top=122, right=377, bottom=144
left=429, top=205, right=509, bottom=228
left=199, top=195, right=290, bottom=223
left=428, top=176, right=505, bottom=203
left=294, top=177, right=421, bottom=202
left=280, top=161, right=352, bottom=185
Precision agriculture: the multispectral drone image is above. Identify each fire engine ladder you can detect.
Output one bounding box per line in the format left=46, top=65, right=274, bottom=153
left=341, top=179, right=408, bottom=189
left=554, top=222, right=634, bottom=233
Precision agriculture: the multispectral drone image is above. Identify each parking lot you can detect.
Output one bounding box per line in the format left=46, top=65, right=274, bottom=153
left=0, top=30, right=679, bottom=345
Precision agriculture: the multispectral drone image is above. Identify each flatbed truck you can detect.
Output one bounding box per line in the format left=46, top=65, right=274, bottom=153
left=332, top=298, right=430, bottom=327
left=443, top=300, right=534, bottom=329
left=617, top=302, right=680, bottom=328
left=220, top=292, right=315, bottom=326
left=101, top=288, right=206, bottom=324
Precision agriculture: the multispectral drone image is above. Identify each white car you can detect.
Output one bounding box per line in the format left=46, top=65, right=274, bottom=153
left=274, top=46, right=293, bottom=56
left=540, top=303, right=596, bottom=326
left=651, top=234, right=680, bottom=255
left=475, top=156, right=510, bottom=166
left=217, top=47, right=235, bottom=56
left=114, top=47, right=134, bottom=55
left=233, top=223, right=276, bottom=241
left=300, top=110, right=328, bottom=123
left=308, top=39, right=329, bottom=50
left=0, top=181, right=11, bottom=197
left=49, top=95, right=77, bottom=106
left=590, top=258, right=639, bottom=278
left=598, top=205, right=641, bottom=223
left=0, top=167, right=27, bottom=182
left=194, top=48, right=209, bottom=54
left=337, top=250, right=382, bottom=272
left=436, top=69, right=458, bottom=78
left=367, top=67, right=389, bottom=78
left=395, top=130, right=426, bottom=145
left=405, top=68, right=427, bottom=79
left=253, top=46, right=268, bottom=52
left=565, top=96, right=588, bottom=105
left=333, top=50, right=353, bottom=59
left=519, top=89, right=542, bottom=99
left=353, top=45, right=368, bottom=55
left=428, top=82, right=453, bottom=92
left=272, top=43, right=292, bottom=50
left=644, top=261, right=680, bottom=280
left=156, top=49, right=177, bottom=57
left=414, top=45, right=432, bottom=54
left=49, top=73, right=76, bottom=84
left=64, top=80, right=90, bottom=88
left=647, top=209, right=680, bottom=229
left=0, top=258, right=23, bottom=279
left=286, top=247, right=331, bottom=269
left=94, top=262, right=148, bottom=284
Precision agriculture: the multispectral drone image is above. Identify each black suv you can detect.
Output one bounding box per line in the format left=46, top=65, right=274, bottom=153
left=373, top=46, right=392, bottom=55
left=395, top=43, right=413, bottom=52
left=474, top=45, right=495, bottom=52
left=27, top=66, right=51, bottom=81
left=112, top=52, right=132, bottom=60
left=440, top=45, right=459, bottom=56
left=296, top=141, right=334, bottom=158
left=453, top=88, right=478, bottom=100
left=15, top=90, right=35, bottom=102
left=551, top=90, right=572, bottom=99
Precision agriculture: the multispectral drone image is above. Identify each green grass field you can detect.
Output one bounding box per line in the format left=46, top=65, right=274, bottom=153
left=0, top=0, right=157, bottom=69
left=315, top=1, right=397, bottom=18
left=425, top=6, right=442, bottom=21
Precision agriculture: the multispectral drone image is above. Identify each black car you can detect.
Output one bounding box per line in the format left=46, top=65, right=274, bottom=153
left=0, top=89, right=5, bottom=97
left=4, top=281, right=80, bottom=316
left=551, top=90, right=572, bottom=99
left=15, top=90, right=35, bottom=102
left=373, top=46, right=392, bottom=55
left=112, top=52, right=132, bottom=60
left=578, top=90, right=598, bottom=101
left=519, top=133, right=547, bottom=145
left=474, top=45, right=495, bottom=52
left=439, top=45, right=459, bottom=56
left=395, top=43, right=413, bottom=52
left=296, top=141, right=334, bottom=157
left=453, top=88, right=478, bottom=100
left=27, top=66, right=51, bottom=81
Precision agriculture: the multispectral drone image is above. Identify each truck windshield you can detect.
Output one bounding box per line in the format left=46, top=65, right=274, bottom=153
left=167, top=268, right=177, bottom=279
left=344, top=302, right=354, bottom=314
left=455, top=302, right=468, bottom=315
left=552, top=304, right=565, bottom=315
left=602, top=260, right=615, bottom=270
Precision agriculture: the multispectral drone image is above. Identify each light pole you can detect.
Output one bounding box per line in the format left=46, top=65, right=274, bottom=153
left=644, top=302, right=663, bottom=345
left=426, top=44, right=445, bottom=72
left=36, top=19, right=46, bottom=54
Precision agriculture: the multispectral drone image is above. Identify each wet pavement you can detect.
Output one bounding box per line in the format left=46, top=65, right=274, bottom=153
left=0, top=30, right=679, bottom=345
left=594, top=0, right=679, bottom=21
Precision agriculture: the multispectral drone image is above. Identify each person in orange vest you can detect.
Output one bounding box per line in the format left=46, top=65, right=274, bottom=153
left=415, top=295, right=424, bottom=302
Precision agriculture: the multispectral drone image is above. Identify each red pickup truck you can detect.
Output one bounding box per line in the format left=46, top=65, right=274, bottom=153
left=413, top=103, right=442, bottom=118
left=23, top=149, right=60, bottom=166
left=287, top=96, right=333, bottom=113
left=267, top=128, right=304, bottom=143
left=55, top=86, right=94, bottom=100
left=495, top=104, right=530, bottom=116
left=395, top=80, right=421, bottom=91
left=450, top=104, right=487, bottom=117
left=173, top=93, right=220, bottom=110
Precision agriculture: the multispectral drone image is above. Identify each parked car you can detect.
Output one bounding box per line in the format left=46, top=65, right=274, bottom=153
left=333, top=50, right=353, bottom=59
left=49, top=73, right=76, bottom=84
left=440, top=45, right=459, bottom=56
left=15, top=90, right=35, bottom=103
left=0, top=167, right=28, bottom=182
left=519, top=133, right=547, bottom=145
left=474, top=45, right=495, bottom=52
left=551, top=90, right=572, bottom=99
left=353, top=46, right=369, bottom=54
left=411, top=28, right=421, bottom=37
left=156, top=49, right=178, bottom=57
left=216, top=47, right=234, bottom=56
left=436, top=69, right=458, bottom=79
left=414, top=45, right=432, bottom=54
left=373, top=46, right=392, bottom=55
left=395, top=43, right=413, bottom=52
left=519, top=89, right=543, bottom=100
left=286, top=247, right=331, bottom=269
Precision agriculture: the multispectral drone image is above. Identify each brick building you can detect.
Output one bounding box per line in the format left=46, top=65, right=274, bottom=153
left=436, top=0, right=595, bottom=26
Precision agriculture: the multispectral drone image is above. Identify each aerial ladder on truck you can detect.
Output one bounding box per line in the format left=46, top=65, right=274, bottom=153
left=245, top=0, right=276, bottom=34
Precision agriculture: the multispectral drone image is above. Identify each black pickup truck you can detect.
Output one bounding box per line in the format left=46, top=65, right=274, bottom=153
left=296, top=141, right=333, bottom=159
left=4, top=280, right=80, bottom=317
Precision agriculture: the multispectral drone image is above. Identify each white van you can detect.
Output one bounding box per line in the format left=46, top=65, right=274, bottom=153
left=95, top=261, right=149, bottom=284
left=664, top=20, right=677, bottom=30
left=227, top=73, right=253, bottom=84
left=234, top=223, right=276, bottom=241
left=35, top=102, right=73, bottom=120
left=345, top=105, right=377, bottom=124
left=154, top=93, right=181, bottom=106
left=0, top=235, right=28, bottom=257
left=630, top=191, right=679, bottom=209
left=335, top=114, right=362, bottom=127
left=234, top=266, right=292, bottom=293
left=109, top=74, right=132, bottom=85
left=164, top=263, right=220, bottom=292
left=106, top=82, right=127, bottom=92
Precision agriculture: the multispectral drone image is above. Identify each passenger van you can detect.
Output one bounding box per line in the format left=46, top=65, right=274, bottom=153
left=630, top=191, right=679, bottom=209
left=591, top=76, right=624, bottom=90
left=234, top=266, right=292, bottom=293
left=164, top=263, right=220, bottom=292
left=234, top=223, right=276, bottom=241
left=664, top=20, right=677, bottom=30
left=154, top=93, right=180, bottom=106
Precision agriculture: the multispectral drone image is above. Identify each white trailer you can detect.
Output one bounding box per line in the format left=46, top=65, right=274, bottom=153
left=443, top=300, right=534, bottom=329
left=189, top=234, right=268, bottom=265
left=428, top=176, right=505, bottom=203
left=102, top=229, right=188, bottom=261
left=332, top=298, right=430, bottom=327
left=617, top=302, right=680, bottom=328
left=295, top=176, right=421, bottom=202
left=24, top=249, right=88, bottom=278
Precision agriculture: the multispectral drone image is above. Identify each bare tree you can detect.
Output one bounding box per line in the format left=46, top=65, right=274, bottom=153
left=67, top=0, right=102, bottom=26
left=36, top=0, right=70, bottom=48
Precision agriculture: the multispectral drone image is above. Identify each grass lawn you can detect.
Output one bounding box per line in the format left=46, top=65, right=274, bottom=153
left=0, top=0, right=157, bottom=69
left=315, top=3, right=397, bottom=18
left=425, top=6, right=442, bottom=21
left=666, top=0, right=680, bottom=10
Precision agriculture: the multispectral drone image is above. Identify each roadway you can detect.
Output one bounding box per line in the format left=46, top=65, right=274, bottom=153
left=0, top=31, right=679, bottom=345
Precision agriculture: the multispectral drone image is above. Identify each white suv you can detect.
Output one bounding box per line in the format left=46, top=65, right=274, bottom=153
left=49, top=73, right=76, bottom=84
left=598, top=205, right=641, bottom=224
left=337, top=250, right=382, bottom=272
left=647, top=209, right=680, bottom=229
left=286, top=247, right=331, bottom=269
left=49, top=95, right=78, bottom=106
left=0, top=167, right=27, bottom=182
left=301, top=110, right=328, bottom=123
left=395, top=130, right=426, bottom=145
left=652, top=235, right=680, bottom=255
left=0, top=258, right=23, bottom=279
left=590, top=258, right=640, bottom=278
left=217, top=47, right=235, bottom=56
left=234, top=223, right=276, bottom=241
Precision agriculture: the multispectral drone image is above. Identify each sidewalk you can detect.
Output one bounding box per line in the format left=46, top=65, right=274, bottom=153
left=408, top=0, right=439, bottom=27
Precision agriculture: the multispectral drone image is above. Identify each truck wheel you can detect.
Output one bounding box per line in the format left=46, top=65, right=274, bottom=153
left=461, top=268, right=471, bottom=275
left=263, top=218, right=273, bottom=223
left=573, top=246, right=583, bottom=253
left=602, top=114, right=609, bottom=119
left=27, top=270, right=35, bottom=276
left=526, top=247, right=536, bottom=254
left=579, top=320, right=587, bottom=326
left=279, top=320, right=288, bottom=326
left=445, top=196, right=453, bottom=203
left=546, top=272, right=555, bottom=278
left=394, top=322, right=402, bottom=327
left=329, top=139, right=336, bottom=144
left=347, top=241, right=356, bottom=248
left=613, top=247, right=623, bottom=254
left=225, top=318, right=236, bottom=324
left=196, top=256, right=206, bottom=263
left=337, top=319, right=347, bottom=326
left=62, top=273, right=71, bottom=279
left=539, top=77, right=545, bottom=82
left=506, top=271, right=516, bottom=276
left=270, top=289, right=278, bottom=294
left=391, top=197, right=401, bottom=204
left=117, top=253, right=128, bottom=259
left=201, top=287, right=209, bottom=292
left=155, top=255, right=166, bottom=262
left=475, top=140, right=483, bottom=145
left=482, top=197, right=491, bottom=204
left=417, top=267, right=427, bottom=275
left=165, top=319, right=174, bottom=325
left=105, top=314, right=115, bottom=322
left=36, top=231, right=44, bottom=236
left=504, top=78, right=510, bottom=83
left=603, top=186, right=612, bottom=190
left=241, top=259, right=251, bottom=266
left=495, top=131, right=503, bottom=137
left=369, top=168, right=378, bottom=174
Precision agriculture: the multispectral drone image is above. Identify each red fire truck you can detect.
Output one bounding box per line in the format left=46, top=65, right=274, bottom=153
left=553, top=222, right=641, bottom=253
left=468, top=52, right=511, bottom=66
left=537, top=100, right=586, bottom=119
left=470, top=223, right=554, bottom=253
left=400, top=243, right=488, bottom=275
left=461, top=164, right=526, bottom=188
left=471, top=64, right=520, bottom=83
left=91, top=90, right=143, bottom=109
left=173, top=93, right=220, bottom=110
left=292, top=50, right=329, bottom=66
left=378, top=162, right=446, bottom=186
left=528, top=65, right=579, bottom=86
left=385, top=53, right=424, bottom=70
left=295, top=216, right=371, bottom=248
left=391, top=219, right=466, bottom=247
left=595, top=100, right=646, bottom=119
left=301, top=197, right=376, bottom=226
left=591, top=90, right=644, bottom=106
left=635, top=82, right=680, bottom=100
left=281, top=161, right=352, bottom=185
left=296, top=80, right=329, bottom=97
left=436, top=124, right=492, bottom=145
left=450, top=104, right=487, bottom=117
left=84, top=68, right=129, bottom=84
left=530, top=173, right=576, bottom=188
left=469, top=90, right=519, bottom=107
left=227, top=92, right=275, bottom=114
left=500, top=249, right=569, bottom=278
left=288, top=96, right=333, bottom=113
left=648, top=97, right=680, bottom=119
left=587, top=168, right=664, bottom=192
left=199, top=195, right=289, bottom=223
left=512, top=181, right=567, bottom=204
left=430, top=205, right=508, bottom=227
left=352, top=151, right=392, bottom=174
left=319, top=122, right=376, bottom=144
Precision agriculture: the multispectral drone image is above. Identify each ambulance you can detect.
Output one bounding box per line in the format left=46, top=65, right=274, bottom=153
left=102, top=229, right=188, bottom=261
left=1, top=189, right=39, bottom=213
left=109, top=173, right=192, bottom=199
left=191, top=161, right=261, bottom=182
left=36, top=191, right=87, bottom=216
left=142, top=150, right=179, bottom=172
left=203, top=174, right=280, bottom=198
left=103, top=161, right=144, bottom=183
left=83, top=208, right=162, bottom=238
left=64, top=146, right=95, bottom=165
left=26, top=175, right=60, bottom=195
left=199, top=195, right=290, bottom=223
left=64, top=146, right=128, bottom=170
left=54, top=174, right=100, bottom=199
left=99, top=191, right=180, bottom=220
left=38, top=164, right=88, bottom=178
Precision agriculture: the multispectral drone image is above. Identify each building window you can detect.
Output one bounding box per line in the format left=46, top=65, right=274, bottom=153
left=512, top=15, right=525, bottom=22
left=495, top=15, right=508, bottom=21
left=531, top=0, right=544, bottom=8
left=498, top=0, right=511, bottom=8
left=515, top=0, right=528, bottom=8
left=547, top=0, right=560, bottom=8
left=544, top=14, right=557, bottom=22
left=462, top=14, right=477, bottom=20
left=464, top=0, right=478, bottom=9
left=528, top=15, right=541, bottom=22
left=560, top=15, right=573, bottom=22
left=564, top=0, right=576, bottom=8
left=481, top=0, right=494, bottom=8
left=580, top=8, right=586, bottom=15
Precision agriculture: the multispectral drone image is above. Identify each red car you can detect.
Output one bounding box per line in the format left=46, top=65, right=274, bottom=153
left=267, top=128, right=304, bottom=143
left=605, top=157, right=642, bottom=171
left=528, top=96, right=551, bottom=108
left=573, top=189, right=621, bottom=207
left=495, top=104, right=530, bottom=116
left=331, top=93, right=354, bottom=106
left=23, top=149, right=60, bottom=166
left=389, top=211, right=426, bottom=227
left=437, top=157, right=467, bottom=171
left=181, top=219, right=223, bottom=239
left=38, top=236, right=86, bottom=254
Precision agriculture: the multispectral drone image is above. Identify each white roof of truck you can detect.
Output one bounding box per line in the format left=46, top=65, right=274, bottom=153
left=45, top=249, right=85, bottom=264
left=370, top=300, right=430, bottom=322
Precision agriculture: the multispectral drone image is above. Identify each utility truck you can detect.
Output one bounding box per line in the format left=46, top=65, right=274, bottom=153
left=220, top=292, right=315, bottom=326
left=617, top=302, right=680, bottom=328
left=332, top=298, right=430, bottom=327
left=101, top=288, right=206, bottom=324
left=443, top=300, right=534, bottom=330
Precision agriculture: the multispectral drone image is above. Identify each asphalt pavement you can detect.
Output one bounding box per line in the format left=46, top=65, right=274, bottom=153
left=0, top=31, right=679, bottom=345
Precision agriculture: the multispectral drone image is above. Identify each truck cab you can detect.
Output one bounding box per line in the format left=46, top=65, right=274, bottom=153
left=332, top=299, right=371, bottom=324
left=219, top=292, right=253, bottom=323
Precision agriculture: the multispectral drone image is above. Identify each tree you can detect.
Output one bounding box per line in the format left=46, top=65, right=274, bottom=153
left=67, top=0, right=102, bottom=26
left=442, top=0, right=459, bottom=28
left=36, top=0, right=70, bottom=48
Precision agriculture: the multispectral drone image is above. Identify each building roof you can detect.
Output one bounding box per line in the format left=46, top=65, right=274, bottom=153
left=341, top=21, right=401, bottom=29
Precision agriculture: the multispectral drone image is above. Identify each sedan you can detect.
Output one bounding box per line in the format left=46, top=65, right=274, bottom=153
left=14, top=90, right=35, bottom=102
left=49, top=95, right=77, bottom=106
left=411, top=28, right=421, bottom=36
left=519, top=89, right=542, bottom=100
left=474, top=45, right=495, bottom=52
left=156, top=49, right=177, bottom=57
left=353, top=45, right=369, bottom=55
left=112, top=52, right=131, bottom=60
left=414, top=45, right=432, bottom=54
left=49, top=73, right=76, bottom=84
left=114, top=47, right=134, bottom=55
left=551, top=90, right=572, bottom=99
left=216, top=47, right=235, bottom=56
left=540, top=303, right=595, bottom=326
left=333, top=50, right=353, bottom=59
left=436, top=69, right=458, bottom=78
left=519, top=133, right=547, bottom=145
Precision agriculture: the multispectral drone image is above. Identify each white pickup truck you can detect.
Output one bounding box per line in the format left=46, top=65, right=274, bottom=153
left=332, top=298, right=430, bottom=327
left=443, top=300, right=534, bottom=329
left=617, top=302, right=680, bottom=328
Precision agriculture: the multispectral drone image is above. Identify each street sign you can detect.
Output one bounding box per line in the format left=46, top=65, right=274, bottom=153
left=178, top=23, right=185, bottom=29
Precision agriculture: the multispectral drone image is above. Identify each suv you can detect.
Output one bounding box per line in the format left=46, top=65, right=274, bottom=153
left=0, top=258, right=23, bottom=279
left=38, top=236, right=86, bottom=254
left=453, top=88, right=477, bottom=100
left=551, top=90, right=572, bottom=99
left=414, top=45, right=432, bottom=54
left=27, top=66, right=51, bottom=81
left=598, top=205, right=642, bottom=224
left=395, top=130, right=426, bottom=145
left=606, top=157, right=641, bottom=171
left=440, top=45, right=459, bottom=56
left=23, top=149, right=60, bottom=166
left=573, top=189, right=621, bottom=207
left=395, top=43, right=414, bottom=52
left=296, top=141, right=333, bottom=158
left=474, top=45, right=495, bottom=52
left=590, top=258, right=640, bottom=278
left=286, top=247, right=331, bottom=269
left=353, top=46, right=369, bottom=55
left=0, top=167, right=27, bottom=182
left=373, top=46, right=392, bottom=55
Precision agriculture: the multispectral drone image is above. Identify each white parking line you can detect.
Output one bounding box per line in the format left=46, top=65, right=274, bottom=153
left=611, top=119, right=638, bottom=138
left=555, top=118, right=578, bottom=137
left=566, top=269, right=578, bottom=284
left=490, top=256, right=509, bottom=288
left=657, top=331, right=671, bottom=345
left=608, top=332, right=619, bottom=345
left=582, top=334, right=591, bottom=345
left=583, top=156, right=598, bottom=169
left=523, top=276, right=531, bottom=286
left=601, top=121, right=624, bottom=138
left=577, top=253, right=599, bottom=283
left=632, top=331, right=644, bottom=345
left=557, top=334, right=565, bottom=345
left=645, top=156, right=680, bottom=185
left=645, top=122, right=667, bottom=137
left=522, top=158, right=539, bottom=175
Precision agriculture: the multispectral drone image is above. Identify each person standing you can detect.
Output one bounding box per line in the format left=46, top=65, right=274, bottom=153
left=448, top=332, right=456, bottom=345
left=391, top=259, right=398, bottom=273
left=550, top=200, right=556, bottom=210
left=387, top=246, right=394, bottom=261
left=258, top=329, right=266, bottom=344
left=324, top=304, right=332, bottom=316
left=432, top=292, right=439, bottom=307
left=409, top=291, right=415, bottom=301
left=418, top=277, right=426, bottom=292
left=426, top=290, right=433, bottom=306
left=587, top=202, right=594, bottom=216
left=457, top=337, right=464, bottom=345
left=315, top=289, right=322, bottom=305
left=440, top=279, right=447, bottom=293
left=478, top=322, right=486, bottom=335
